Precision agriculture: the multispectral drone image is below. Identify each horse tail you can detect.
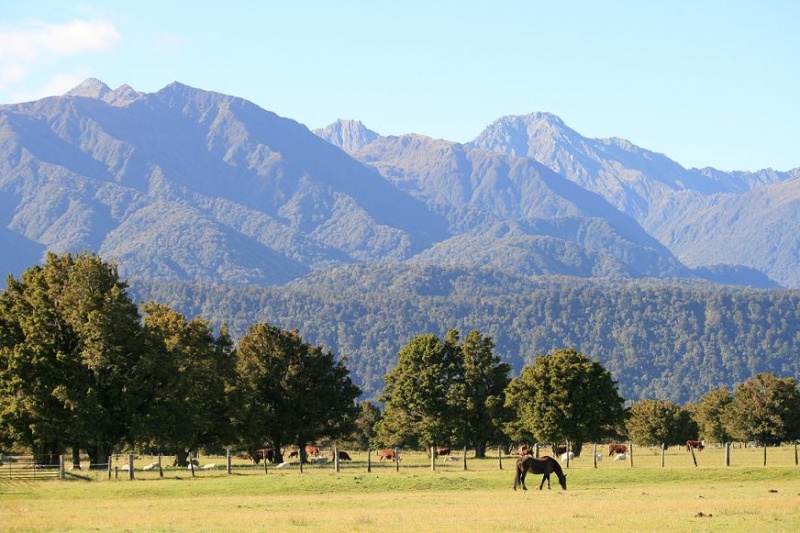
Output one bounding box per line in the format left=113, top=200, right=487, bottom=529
left=513, top=460, right=521, bottom=490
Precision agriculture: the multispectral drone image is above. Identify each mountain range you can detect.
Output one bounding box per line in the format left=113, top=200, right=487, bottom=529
left=2, top=79, right=796, bottom=289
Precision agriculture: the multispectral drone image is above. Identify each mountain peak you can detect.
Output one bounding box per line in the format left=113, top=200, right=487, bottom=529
left=314, top=119, right=380, bottom=152
left=66, top=78, right=111, bottom=99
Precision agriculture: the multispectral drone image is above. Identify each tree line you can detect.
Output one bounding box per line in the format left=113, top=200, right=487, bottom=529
left=1, top=254, right=798, bottom=467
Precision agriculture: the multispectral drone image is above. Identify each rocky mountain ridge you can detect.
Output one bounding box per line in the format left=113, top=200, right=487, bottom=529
left=0, top=79, right=793, bottom=288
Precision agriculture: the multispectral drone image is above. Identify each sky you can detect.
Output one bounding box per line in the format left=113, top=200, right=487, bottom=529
left=1, top=1, right=797, bottom=172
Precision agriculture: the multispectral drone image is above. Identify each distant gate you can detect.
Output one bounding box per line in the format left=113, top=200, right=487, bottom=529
left=1, top=455, right=61, bottom=480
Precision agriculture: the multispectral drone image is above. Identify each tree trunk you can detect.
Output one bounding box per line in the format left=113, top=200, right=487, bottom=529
left=298, top=440, right=308, bottom=464
left=475, top=442, right=487, bottom=459
left=87, top=443, right=111, bottom=470
left=173, top=449, right=190, bottom=467
left=33, top=443, right=60, bottom=466
left=71, top=447, right=82, bottom=470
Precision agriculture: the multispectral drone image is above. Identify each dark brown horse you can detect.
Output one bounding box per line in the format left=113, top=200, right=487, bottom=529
left=514, top=456, right=567, bottom=491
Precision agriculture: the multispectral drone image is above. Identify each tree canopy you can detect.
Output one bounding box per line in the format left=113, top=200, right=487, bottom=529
left=376, top=329, right=510, bottom=456
left=232, top=323, right=361, bottom=462
left=726, top=373, right=800, bottom=446
left=504, top=348, right=624, bottom=454
left=625, top=399, right=698, bottom=448
left=137, top=303, right=236, bottom=464
left=0, top=252, right=145, bottom=465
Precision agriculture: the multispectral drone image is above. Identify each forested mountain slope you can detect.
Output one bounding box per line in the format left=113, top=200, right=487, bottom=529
left=129, top=266, right=800, bottom=404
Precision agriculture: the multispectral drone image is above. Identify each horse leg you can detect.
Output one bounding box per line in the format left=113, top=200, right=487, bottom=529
left=519, top=469, right=528, bottom=491
left=539, top=474, right=550, bottom=490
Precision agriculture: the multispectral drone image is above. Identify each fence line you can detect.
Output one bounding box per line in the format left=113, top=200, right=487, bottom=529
left=0, top=455, right=60, bottom=480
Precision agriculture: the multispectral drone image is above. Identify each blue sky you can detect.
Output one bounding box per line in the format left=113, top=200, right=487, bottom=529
left=1, top=1, right=797, bottom=171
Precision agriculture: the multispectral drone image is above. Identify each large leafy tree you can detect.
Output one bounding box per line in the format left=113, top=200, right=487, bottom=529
left=376, top=329, right=509, bottom=456
left=694, top=386, right=733, bottom=444
left=726, top=373, right=800, bottom=446
left=626, top=399, right=698, bottom=448
left=0, top=252, right=145, bottom=465
left=233, top=323, right=360, bottom=462
left=137, top=303, right=236, bottom=465
left=376, top=332, right=463, bottom=451
left=504, top=348, right=624, bottom=455
left=458, top=330, right=511, bottom=457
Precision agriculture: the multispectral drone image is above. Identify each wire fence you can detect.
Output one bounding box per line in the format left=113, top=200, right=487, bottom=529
left=2, top=442, right=797, bottom=481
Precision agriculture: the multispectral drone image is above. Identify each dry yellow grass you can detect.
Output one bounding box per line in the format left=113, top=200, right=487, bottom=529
left=1, top=445, right=799, bottom=532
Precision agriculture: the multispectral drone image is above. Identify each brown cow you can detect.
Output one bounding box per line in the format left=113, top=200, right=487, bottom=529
left=608, top=444, right=628, bottom=456
left=378, top=449, right=399, bottom=461
left=436, top=447, right=451, bottom=457
left=337, top=451, right=352, bottom=461
left=686, top=440, right=705, bottom=452
left=288, top=450, right=299, bottom=459
left=305, top=445, right=321, bottom=457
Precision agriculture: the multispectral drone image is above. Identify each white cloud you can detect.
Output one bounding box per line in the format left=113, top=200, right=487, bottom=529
left=0, top=18, right=120, bottom=60
left=0, top=18, right=120, bottom=96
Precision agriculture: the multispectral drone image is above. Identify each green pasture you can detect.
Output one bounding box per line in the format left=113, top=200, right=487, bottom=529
left=1, top=445, right=799, bottom=532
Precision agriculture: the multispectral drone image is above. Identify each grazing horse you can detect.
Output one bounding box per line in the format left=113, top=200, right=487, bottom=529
left=608, top=443, right=628, bottom=456
left=686, top=440, right=705, bottom=452
left=514, top=456, right=567, bottom=491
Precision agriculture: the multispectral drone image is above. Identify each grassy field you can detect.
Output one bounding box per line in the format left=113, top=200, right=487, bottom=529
left=1, top=445, right=799, bottom=532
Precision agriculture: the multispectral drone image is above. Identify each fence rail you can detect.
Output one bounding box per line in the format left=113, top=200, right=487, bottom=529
left=0, top=455, right=61, bottom=480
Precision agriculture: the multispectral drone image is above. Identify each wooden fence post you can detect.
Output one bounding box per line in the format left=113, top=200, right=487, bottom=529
left=107, top=456, right=112, bottom=480
left=367, top=449, right=372, bottom=473
left=725, top=441, right=731, bottom=467
left=128, top=454, right=134, bottom=480
left=463, top=445, right=468, bottom=471
left=158, top=453, right=163, bottom=478
left=430, top=446, right=436, bottom=471
left=534, top=443, right=539, bottom=458
left=763, top=444, right=767, bottom=467
left=334, top=445, right=340, bottom=473
left=689, top=443, right=698, bottom=467
left=395, top=447, right=400, bottom=472
left=660, top=444, right=665, bottom=468
left=189, top=453, right=195, bottom=477
left=593, top=444, right=597, bottom=469
left=795, top=441, right=798, bottom=466
left=498, top=445, right=503, bottom=470
left=59, top=455, right=65, bottom=480
left=226, top=451, right=232, bottom=475
left=628, top=443, right=633, bottom=468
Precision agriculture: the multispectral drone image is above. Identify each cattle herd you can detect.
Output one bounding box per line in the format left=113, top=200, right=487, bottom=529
left=233, top=439, right=706, bottom=467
